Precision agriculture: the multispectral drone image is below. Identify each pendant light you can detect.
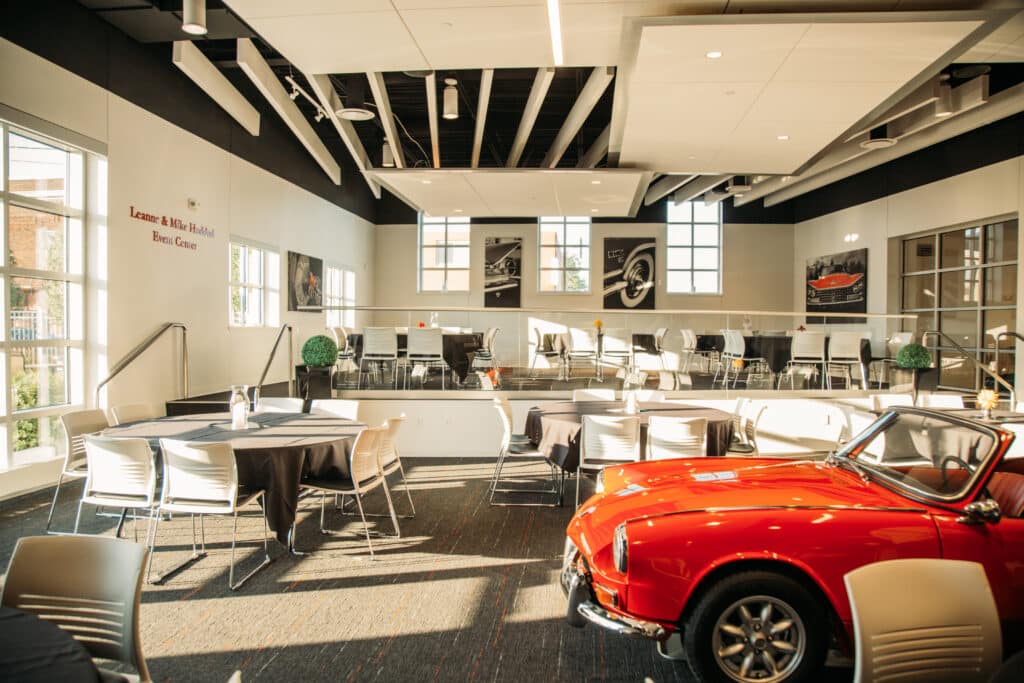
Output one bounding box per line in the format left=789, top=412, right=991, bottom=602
left=443, top=78, right=458, bottom=120
left=182, top=0, right=207, bottom=36
left=382, top=137, right=395, bottom=168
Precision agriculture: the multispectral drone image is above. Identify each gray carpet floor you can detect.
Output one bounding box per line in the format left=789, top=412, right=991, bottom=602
left=0, top=459, right=852, bottom=682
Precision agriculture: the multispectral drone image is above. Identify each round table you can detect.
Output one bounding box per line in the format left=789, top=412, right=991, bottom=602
left=0, top=606, right=99, bottom=682
left=525, top=401, right=734, bottom=472
left=104, top=411, right=366, bottom=545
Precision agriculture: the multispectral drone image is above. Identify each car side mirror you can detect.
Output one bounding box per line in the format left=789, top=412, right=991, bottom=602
left=957, top=499, right=1002, bottom=525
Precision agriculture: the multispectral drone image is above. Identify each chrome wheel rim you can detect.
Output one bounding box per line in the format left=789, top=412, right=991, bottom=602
left=711, top=595, right=806, bottom=683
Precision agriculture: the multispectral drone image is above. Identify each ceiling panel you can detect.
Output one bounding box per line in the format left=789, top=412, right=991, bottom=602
left=957, top=9, right=1024, bottom=62
left=223, top=1, right=392, bottom=18
left=368, top=169, right=646, bottom=217
left=402, top=6, right=552, bottom=69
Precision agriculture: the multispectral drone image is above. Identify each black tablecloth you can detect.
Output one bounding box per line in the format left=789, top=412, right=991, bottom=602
left=0, top=606, right=100, bottom=682
left=525, top=401, right=734, bottom=472
left=104, top=412, right=365, bottom=545
left=348, top=332, right=483, bottom=381
left=697, top=334, right=872, bottom=373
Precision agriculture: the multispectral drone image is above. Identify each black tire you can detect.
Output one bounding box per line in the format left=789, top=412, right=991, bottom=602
left=683, top=571, right=829, bottom=683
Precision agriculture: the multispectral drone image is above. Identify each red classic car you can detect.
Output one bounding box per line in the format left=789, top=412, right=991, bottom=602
left=562, top=407, right=1024, bottom=682
left=806, top=270, right=865, bottom=305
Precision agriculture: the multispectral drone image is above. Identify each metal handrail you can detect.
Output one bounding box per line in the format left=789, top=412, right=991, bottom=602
left=253, top=324, right=294, bottom=407
left=96, top=322, right=189, bottom=404
left=995, top=332, right=1024, bottom=396
left=923, top=330, right=1015, bottom=408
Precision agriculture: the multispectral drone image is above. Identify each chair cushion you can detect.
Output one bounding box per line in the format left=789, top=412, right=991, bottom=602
left=508, top=442, right=542, bottom=456
left=987, top=471, right=1024, bottom=518
left=728, top=443, right=756, bottom=454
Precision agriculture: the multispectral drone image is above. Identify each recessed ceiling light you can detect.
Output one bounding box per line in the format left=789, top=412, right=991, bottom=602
left=706, top=50, right=723, bottom=59
left=591, top=208, right=599, bottom=213
left=421, top=180, right=432, bottom=185
left=777, top=134, right=790, bottom=141
left=454, top=208, right=463, bottom=213
left=591, top=180, right=601, bottom=185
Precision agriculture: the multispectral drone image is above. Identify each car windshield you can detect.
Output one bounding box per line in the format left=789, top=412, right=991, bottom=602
left=836, top=410, right=999, bottom=501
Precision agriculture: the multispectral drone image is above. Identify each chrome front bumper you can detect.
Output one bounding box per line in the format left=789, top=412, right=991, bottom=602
left=560, top=541, right=669, bottom=641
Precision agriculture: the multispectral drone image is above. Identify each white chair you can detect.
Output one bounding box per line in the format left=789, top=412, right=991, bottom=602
left=871, top=331, right=914, bottom=388
left=111, top=403, right=158, bottom=426
left=76, top=435, right=157, bottom=541
left=298, top=426, right=400, bottom=557
left=376, top=416, right=416, bottom=517
left=576, top=415, right=640, bottom=507
left=2, top=535, right=151, bottom=682
left=714, top=329, right=744, bottom=386
left=647, top=416, right=707, bottom=460
left=573, top=388, right=616, bottom=402
left=652, top=327, right=669, bottom=370
left=310, top=398, right=360, bottom=420
left=471, top=327, right=500, bottom=375
left=47, top=409, right=111, bottom=534
left=728, top=400, right=767, bottom=455
left=635, top=389, right=665, bottom=402
left=826, top=331, right=868, bottom=390
left=331, top=325, right=357, bottom=383
left=406, top=327, right=449, bottom=389
left=601, top=328, right=633, bottom=369
left=779, top=331, right=826, bottom=389
left=359, top=327, right=399, bottom=388
left=256, top=396, right=304, bottom=413
left=845, top=559, right=1001, bottom=683
left=566, top=328, right=599, bottom=379
left=148, top=439, right=272, bottom=590
left=872, top=393, right=914, bottom=412
left=530, top=328, right=563, bottom=377
left=917, top=392, right=965, bottom=409
left=489, top=399, right=560, bottom=507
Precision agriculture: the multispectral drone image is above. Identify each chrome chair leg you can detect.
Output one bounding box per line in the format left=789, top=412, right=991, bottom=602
left=229, top=496, right=273, bottom=591
left=44, top=472, right=68, bottom=534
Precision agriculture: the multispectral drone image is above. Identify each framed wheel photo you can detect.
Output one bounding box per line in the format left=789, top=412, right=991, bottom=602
left=603, top=237, right=656, bottom=310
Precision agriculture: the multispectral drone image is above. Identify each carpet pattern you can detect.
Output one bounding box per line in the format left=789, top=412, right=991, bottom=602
left=0, top=459, right=851, bottom=682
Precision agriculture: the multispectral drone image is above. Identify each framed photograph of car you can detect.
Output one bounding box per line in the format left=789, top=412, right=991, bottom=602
left=806, top=248, right=866, bottom=323
left=484, top=237, right=521, bottom=308
left=604, top=237, right=656, bottom=309
left=287, top=251, right=323, bottom=312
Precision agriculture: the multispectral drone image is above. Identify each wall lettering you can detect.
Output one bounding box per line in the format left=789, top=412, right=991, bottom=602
left=129, top=205, right=214, bottom=252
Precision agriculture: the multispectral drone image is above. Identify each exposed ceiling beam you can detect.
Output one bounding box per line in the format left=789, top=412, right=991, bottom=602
left=173, top=41, right=260, bottom=136
left=425, top=72, right=441, bottom=169
left=541, top=67, right=614, bottom=168
left=672, top=175, right=731, bottom=204
left=471, top=69, right=494, bottom=169
left=577, top=124, right=609, bottom=169
left=366, top=71, right=406, bottom=170
left=235, top=39, right=340, bottom=184
left=843, top=76, right=941, bottom=143
left=506, top=67, right=555, bottom=168
left=643, top=174, right=696, bottom=206
left=306, top=74, right=381, bottom=199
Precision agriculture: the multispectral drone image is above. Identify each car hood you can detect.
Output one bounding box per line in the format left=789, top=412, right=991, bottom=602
left=808, top=272, right=863, bottom=290
left=570, top=457, right=917, bottom=552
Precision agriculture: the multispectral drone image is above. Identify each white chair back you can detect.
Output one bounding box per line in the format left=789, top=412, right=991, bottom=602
left=159, top=439, right=238, bottom=511
left=791, top=331, right=826, bottom=361
left=845, top=559, right=1001, bottom=683
left=721, top=330, right=744, bottom=359
left=679, top=329, right=697, bottom=351
left=829, top=331, right=863, bottom=361
left=407, top=327, right=443, bottom=359
left=648, top=416, right=707, bottom=459
left=493, top=398, right=515, bottom=450
left=257, top=397, right=304, bottom=413
left=602, top=328, right=631, bottom=354
left=349, top=426, right=384, bottom=486
left=871, top=393, right=914, bottom=412
left=363, top=327, right=398, bottom=359
left=110, top=403, right=158, bottom=426
left=310, top=399, right=359, bottom=420
left=83, top=435, right=156, bottom=504
left=331, top=326, right=350, bottom=353
left=636, top=389, right=665, bottom=402
left=483, top=327, right=499, bottom=352
left=653, top=328, right=668, bottom=351
left=573, top=388, right=616, bottom=402
left=918, top=393, right=965, bottom=409
left=581, top=415, right=640, bottom=464
left=61, top=410, right=111, bottom=471
left=380, top=415, right=405, bottom=469
left=568, top=328, right=596, bottom=353
left=887, top=331, right=913, bottom=358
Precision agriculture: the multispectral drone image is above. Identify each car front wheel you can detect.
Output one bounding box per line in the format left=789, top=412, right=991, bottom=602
left=683, top=571, right=828, bottom=683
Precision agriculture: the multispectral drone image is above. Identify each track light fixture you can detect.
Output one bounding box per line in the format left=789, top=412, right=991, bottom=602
left=182, top=0, right=207, bottom=36
left=289, top=88, right=300, bottom=101
left=443, top=78, right=458, bottom=120
left=314, top=111, right=324, bottom=123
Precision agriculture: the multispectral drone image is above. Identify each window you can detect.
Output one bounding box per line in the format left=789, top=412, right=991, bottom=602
left=419, top=215, right=469, bottom=292
left=325, top=265, right=355, bottom=328
left=229, top=240, right=279, bottom=327
left=2, top=123, right=87, bottom=469
left=666, top=200, right=722, bottom=294
left=539, top=216, right=590, bottom=293
left=899, top=218, right=1018, bottom=391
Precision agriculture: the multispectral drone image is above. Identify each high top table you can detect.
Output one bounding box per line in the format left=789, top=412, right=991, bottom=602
left=103, top=412, right=366, bottom=546
left=347, top=331, right=483, bottom=382
left=525, top=401, right=734, bottom=473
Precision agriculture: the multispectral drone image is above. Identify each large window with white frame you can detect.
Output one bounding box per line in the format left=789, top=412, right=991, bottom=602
left=419, top=215, right=469, bottom=292
left=666, top=200, right=722, bottom=294
left=228, top=239, right=279, bottom=327
left=1, top=122, right=87, bottom=470
left=539, top=216, right=590, bottom=293
left=324, top=265, right=355, bottom=329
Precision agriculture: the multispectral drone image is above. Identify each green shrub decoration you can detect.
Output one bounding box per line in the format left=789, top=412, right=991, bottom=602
left=897, top=342, right=932, bottom=369
left=302, top=335, right=338, bottom=367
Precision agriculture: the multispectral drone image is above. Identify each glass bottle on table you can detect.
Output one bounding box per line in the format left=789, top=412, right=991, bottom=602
left=229, top=384, right=250, bottom=429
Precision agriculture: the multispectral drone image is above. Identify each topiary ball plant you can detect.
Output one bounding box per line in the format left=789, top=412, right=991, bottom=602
left=896, top=342, right=931, bottom=369
left=302, top=334, right=338, bottom=368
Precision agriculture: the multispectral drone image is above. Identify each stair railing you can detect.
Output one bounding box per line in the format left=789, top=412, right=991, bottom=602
left=923, top=330, right=1015, bottom=408
left=96, top=322, right=189, bottom=404
left=253, top=324, right=294, bottom=408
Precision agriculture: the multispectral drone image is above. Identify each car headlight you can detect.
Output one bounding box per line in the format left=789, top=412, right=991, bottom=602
left=612, top=523, right=628, bottom=574
left=595, top=470, right=606, bottom=493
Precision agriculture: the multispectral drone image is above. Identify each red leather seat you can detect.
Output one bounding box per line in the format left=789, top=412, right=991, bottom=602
left=987, top=471, right=1024, bottom=518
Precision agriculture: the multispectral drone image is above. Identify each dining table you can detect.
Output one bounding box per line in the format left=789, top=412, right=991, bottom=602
left=0, top=606, right=100, bottom=682
left=347, top=331, right=484, bottom=382
left=524, top=400, right=735, bottom=473
left=103, top=411, right=366, bottom=545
